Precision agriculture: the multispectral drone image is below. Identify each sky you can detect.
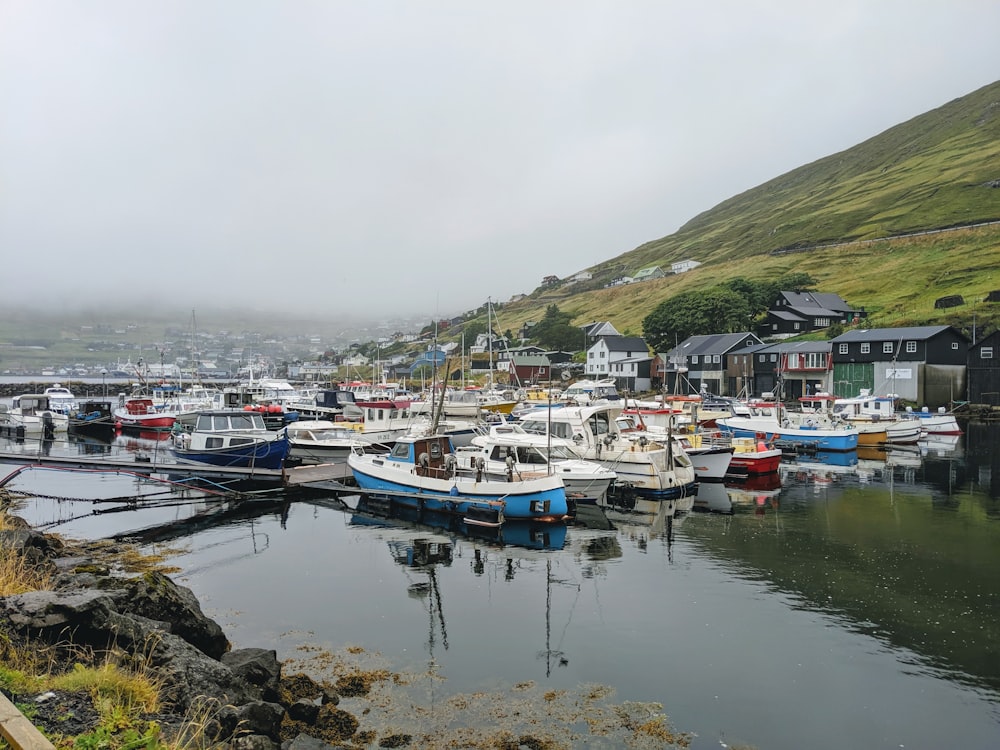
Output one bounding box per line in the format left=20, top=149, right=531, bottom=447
left=2, top=1, right=999, bottom=323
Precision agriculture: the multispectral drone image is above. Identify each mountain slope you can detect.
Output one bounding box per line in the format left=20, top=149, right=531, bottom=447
left=494, top=80, right=1000, bottom=338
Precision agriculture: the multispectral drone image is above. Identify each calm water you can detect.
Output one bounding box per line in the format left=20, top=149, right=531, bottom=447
left=3, top=422, right=1000, bottom=749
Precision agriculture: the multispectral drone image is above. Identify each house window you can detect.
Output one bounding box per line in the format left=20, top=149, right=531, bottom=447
left=588, top=351, right=594, bottom=359
left=794, top=322, right=801, bottom=330
left=981, top=347, right=994, bottom=359
left=815, top=317, right=830, bottom=327
left=600, top=351, right=605, bottom=358
left=839, top=344, right=848, bottom=355
left=691, top=355, right=698, bottom=364
left=861, top=343, right=870, bottom=354
left=807, top=352, right=827, bottom=368
left=772, top=323, right=778, bottom=331
left=713, top=355, right=721, bottom=364
left=770, top=354, right=777, bottom=362
left=952, top=342, right=959, bottom=350
left=905, top=341, right=916, bottom=353
left=883, top=342, right=894, bottom=354
left=759, top=354, right=766, bottom=362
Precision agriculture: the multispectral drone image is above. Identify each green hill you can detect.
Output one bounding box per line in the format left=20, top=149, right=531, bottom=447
left=491, top=79, right=1000, bottom=339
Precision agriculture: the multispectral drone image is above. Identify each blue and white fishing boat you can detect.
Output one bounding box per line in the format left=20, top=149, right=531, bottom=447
left=347, top=432, right=569, bottom=525
left=171, top=409, right=290, bottom=470
left=717, top=399, right=859, bottom=452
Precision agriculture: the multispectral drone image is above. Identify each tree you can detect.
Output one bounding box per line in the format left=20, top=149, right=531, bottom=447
left=642, top=287, right=752, bottom=351
left=529, top=305, right=579, bottom=350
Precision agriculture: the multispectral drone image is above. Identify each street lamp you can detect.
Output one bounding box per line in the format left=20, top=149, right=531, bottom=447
left=101, top=369, right=108, bottom=399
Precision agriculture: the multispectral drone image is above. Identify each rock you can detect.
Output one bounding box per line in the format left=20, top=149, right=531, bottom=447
left=287, top=699, right=320, bottom=724
left=233, top=735, right=281, bottom=750
left=112, top=571, right=230, bottom=659
left=223, top=648, right=282, bottom=702
left=283, top=734, right=342, bottom=750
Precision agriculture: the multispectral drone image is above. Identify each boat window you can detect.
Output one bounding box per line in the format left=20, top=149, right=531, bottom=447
left=231, top=414, right=256, bottom=430
left=213, top=415, right=230, bottom=430
left=523, top=448, right=546, bottom=465
left=230, top=437, right=254, bottom=446
left=429, top=441, right=443, bottom=459
left=206, top=437, right=224, bottom=448
left=391, top=442, right=409, bottom=458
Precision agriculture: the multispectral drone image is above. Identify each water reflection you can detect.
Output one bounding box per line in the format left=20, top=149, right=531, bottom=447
left=5, top=423, right=1000, bottom=749
left=686, top=442, right=1000, bottom=698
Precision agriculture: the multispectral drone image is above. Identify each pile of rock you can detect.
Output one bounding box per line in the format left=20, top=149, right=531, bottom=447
left=0, top=518, right=374, bottom=749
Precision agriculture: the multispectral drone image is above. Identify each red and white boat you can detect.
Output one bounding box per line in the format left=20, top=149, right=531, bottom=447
left=114, top=397, right=177, bottom=431
left=724, top=433, right=783, bottom=477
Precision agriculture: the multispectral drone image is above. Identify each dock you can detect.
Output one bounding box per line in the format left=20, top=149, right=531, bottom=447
left=0, top=441, right=353, bottom=495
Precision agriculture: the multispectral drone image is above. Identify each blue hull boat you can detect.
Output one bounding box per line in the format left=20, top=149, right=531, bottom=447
left=171, top=409, right=290, bottom=470
left=347, top=432, right=569, bottom=523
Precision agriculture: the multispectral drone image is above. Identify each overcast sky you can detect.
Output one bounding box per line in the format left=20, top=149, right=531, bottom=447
left=2, top=1, right=998, bottom=322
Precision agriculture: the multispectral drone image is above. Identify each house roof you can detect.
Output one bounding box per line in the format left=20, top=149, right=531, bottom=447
left=601, top=335, right=649, bottom=352
left=581, top=321, right=619, bottom=337
left=509, top=354, right=550, bottom=366
left=832, top=325, right=965, bottom=343
left=769, top=309, right=807, bottom=322
left=780, top=291, right=857, bottom=312
left=632, top=266, right=663, bottom=279
left=665, top=332, right=763, bottom=358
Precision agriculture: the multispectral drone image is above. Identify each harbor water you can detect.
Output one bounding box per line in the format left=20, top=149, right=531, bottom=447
left=2, top=420, right=999, bottom=749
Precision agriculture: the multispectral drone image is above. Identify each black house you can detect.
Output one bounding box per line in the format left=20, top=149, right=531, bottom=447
left=830, top=325, right=967, bottom=408
left=763, top=291, right=865, bottom=338
left=967, top=330, right=1000, bottom=406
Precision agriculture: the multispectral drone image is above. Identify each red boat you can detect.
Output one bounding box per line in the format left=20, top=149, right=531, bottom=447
left=114, top=397, right=177, bottom=431
left=724, top=433, right=783, bottom=477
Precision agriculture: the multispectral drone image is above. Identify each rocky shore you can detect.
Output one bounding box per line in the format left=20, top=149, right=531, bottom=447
left=0, top=515, right=402, bottom=749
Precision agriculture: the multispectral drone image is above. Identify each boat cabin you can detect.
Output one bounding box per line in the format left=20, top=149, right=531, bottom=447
left=389, top=434, right=455, bottom=476
left=124, top=398, right=158, bottom=416
left=12, top=394, right=56, bottom=414
left=193, top=411, right=269, bottom=433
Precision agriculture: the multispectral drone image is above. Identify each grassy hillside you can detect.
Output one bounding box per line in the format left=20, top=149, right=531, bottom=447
left=490, top=79, right=1000, bottom=340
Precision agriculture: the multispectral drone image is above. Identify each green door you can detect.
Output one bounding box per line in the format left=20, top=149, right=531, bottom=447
left=832, top=363, right=873, bottom=397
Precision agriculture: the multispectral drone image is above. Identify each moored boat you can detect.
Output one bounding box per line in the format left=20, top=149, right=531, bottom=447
left=717, top=399, right=859, bottom=452
left=456, top=422, right=617, bottom=503
left=170, top=409, right=290, bottom=470
left=347, top=432, right=570, bottom=524
left=68, top=400, right=117, bottom=437
left=114, top=396, right=177, bottom=431
left=517, top=402, right=697, bottom=501
left=3, top=394, right=70, bottom=436
left=902, top=405, right=963, bottom=435
left=286, top=420, right=390, bottom=465
left=42, top=384, right=79, bottom=415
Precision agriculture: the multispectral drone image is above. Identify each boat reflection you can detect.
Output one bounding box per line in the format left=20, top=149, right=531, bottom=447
left=693, top=482, right=733, bottom=514
left=347, top=493, right=568, bottom=551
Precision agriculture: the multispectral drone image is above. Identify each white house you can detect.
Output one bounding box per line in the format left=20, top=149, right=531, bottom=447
left=585, top=335, right=650, bottom=379
left=671, top=259, right=702, bottom=274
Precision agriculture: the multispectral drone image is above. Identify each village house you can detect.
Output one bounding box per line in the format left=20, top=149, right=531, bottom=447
left=726, top=340, right=833, bottom=400
left=670, top=259, right=701, bottom=274
left=504, top=353, right=552, bottom=385
left=830, top=325, right=968, bottom=408
left=658, top=332, right=764, bottom=396
left=631, top=266, right=666, bottom=283
left=585, top=335, right=650, bottom=382
left=763, top=291, right=866, bottom=338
